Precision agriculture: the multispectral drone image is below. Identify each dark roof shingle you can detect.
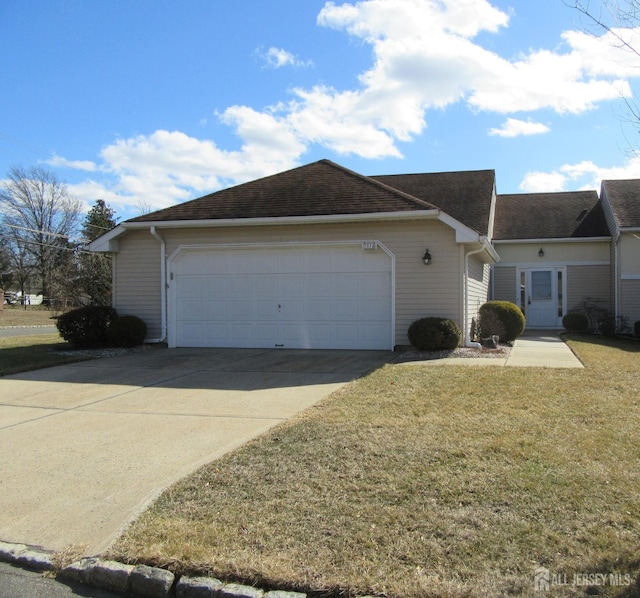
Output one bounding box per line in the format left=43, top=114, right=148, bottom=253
left=493, top=191, right=610, bottom=240
left=601, top=179, right=640, bottom=228
left=372, top=170, right=495, bottom=235
left=129, top=160, right=437, bottom=223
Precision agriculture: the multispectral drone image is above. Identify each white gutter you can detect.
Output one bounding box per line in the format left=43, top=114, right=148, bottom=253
left=148, top=226, right=167, bottom=343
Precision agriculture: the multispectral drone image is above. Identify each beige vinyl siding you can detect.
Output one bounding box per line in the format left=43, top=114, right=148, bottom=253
left=620, top=279, right=640, bottom=324
left=158, top=219, right=462, bottom=347
left=566, top=264, right=611, bottom=312
left=467, top=256, right=490, bottom=338
left=491, top=266, right=518, bottom=305
left=113, top=231, right=162, bottom=339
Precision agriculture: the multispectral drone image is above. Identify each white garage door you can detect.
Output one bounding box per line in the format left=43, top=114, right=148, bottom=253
left=170, top=243, right=393, bottom=350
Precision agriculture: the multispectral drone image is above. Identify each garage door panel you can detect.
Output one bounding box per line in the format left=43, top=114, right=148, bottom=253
left=172, top=245, right=392, bottom=349
left=307, top=274, right=333, bottom=296
left=204, top=301, right=227, bottom=320
left=333, top=274, right=358, bottom=296
left=177, top=300, right=203, bottom=320
left=254, top=276, right=278, bottom=297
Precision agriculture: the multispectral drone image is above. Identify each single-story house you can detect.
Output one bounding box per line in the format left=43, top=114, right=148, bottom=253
left=90, top=159, right=637, bottom=350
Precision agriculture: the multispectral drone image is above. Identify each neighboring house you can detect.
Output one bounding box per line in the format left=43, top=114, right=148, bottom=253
left=89, top=159, right=635, bottom=350
left=491, top=191, right=611, bottom=328
left=600, top=179, right=640, bottom=327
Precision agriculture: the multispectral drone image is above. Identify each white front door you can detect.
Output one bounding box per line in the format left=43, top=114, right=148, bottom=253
left=518, top=268, right=565, bottom=328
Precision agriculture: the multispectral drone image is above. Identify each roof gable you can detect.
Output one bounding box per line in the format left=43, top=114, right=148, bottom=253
left=372, top=170, right=495, bottom=235
left=601, top=179, right=640, bottom=229
left=493, top=191, right=610, bottom=240
left=128, top=160, right=437, bottom=223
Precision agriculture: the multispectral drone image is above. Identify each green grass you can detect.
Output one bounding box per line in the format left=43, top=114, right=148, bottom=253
left=110, top=335, right=640, bottom=597
left=0, top=334, right=93, bottom=376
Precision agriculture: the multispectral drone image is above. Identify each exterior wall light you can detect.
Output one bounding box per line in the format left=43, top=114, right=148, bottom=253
left=538, top=248, right=544, bottom=257
left=423, top=248, right=432, bottom=265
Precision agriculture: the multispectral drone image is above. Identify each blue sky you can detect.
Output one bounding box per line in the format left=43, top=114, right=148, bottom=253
left=2, top=0, right=640, bottom=223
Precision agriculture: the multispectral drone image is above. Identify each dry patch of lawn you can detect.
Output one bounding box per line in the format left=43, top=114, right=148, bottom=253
left=0, top=305, right=59, bottom=327
left=110, top=335, right=640, bottom=597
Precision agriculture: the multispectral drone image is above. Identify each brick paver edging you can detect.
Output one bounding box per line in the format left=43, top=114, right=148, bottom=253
left=0, top=540, right=379, bottom=598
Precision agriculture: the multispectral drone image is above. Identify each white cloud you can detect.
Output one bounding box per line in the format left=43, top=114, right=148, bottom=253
left=258, top=47, right=313, bottom=69
left=69, top=125, right=306, bottom=215
left=48, top=154, right=98, bottom=172
left=51, top=0, right=640, bottom=217
left=520, top=156, right=640, bottom=192
left=489, top=118, right=550, bottom=138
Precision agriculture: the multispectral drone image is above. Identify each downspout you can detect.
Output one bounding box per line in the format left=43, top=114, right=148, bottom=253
left=464, top=244, right=486, bottom=349
left=148, top=226, right=167, bottom=343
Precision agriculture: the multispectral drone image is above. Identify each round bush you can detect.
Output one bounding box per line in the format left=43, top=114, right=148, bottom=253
left=635, top=320, right=640, bottom=339
left=478, top=301, right=525, bottom=342
left=562, top=312, right=589, bottom=332
left=106, top=315, right=147, bottom=348
left=408, top=317, right=461, bottom=351
left=56, top=305, right=118, bottom=348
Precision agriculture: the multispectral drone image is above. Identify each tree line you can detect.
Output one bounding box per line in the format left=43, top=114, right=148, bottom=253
left=0, top=165, right=117, bottom=309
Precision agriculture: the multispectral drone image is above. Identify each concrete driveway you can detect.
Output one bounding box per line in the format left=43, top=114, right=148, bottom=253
left=0, top=348, right=391, bottom=555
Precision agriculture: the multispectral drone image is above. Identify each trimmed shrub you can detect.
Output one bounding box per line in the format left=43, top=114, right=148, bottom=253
left=562, top=312, right=589, bottom=332
left=107, top=315, right=147, bottom=348
left=56, top=305, right=118, bottom=348
left=635, top=321, right=640, bottom=339
left=478, top=301, right=525, bottom=342
left=408, top=317, right=461, bottom=351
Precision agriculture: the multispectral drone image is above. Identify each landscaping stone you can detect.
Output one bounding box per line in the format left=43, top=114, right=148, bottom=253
left=220, top=582, right=265, bottom=598
left=59, top=557, right=99, bottom=584
left=0, top=541, right=53, bottom=571
left=13, top=547, right=54, bottom=571
left=175, top=575, right=225, bottom=597
left=264, top=591, right=307, bottom=598
left=130, top=564, right=175, bottom=597
left=89, top=559, right=134, bottom=593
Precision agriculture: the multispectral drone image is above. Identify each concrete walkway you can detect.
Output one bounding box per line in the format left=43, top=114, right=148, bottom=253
left=505, top=331, right=584, bottom=368
left=403, top=331, right=584, bottom=368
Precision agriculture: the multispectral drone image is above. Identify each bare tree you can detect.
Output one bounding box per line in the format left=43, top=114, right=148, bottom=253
left=0, top=165, right=82, bottom=303
left=568, top=1, right=640, bottom=135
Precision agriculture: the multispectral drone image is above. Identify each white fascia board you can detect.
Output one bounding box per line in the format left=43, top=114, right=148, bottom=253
left=88, top=229, right=121, bottom=253
left=135, top=210, right=441, bottom=229
left=493, top=237, right=611, bottom=244
left=91, top=210, right=442, bottom=253
left=437, top=212, right=483, bottom=244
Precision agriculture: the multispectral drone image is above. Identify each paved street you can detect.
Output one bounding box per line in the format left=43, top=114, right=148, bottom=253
left=0, top=562, right=119, bottom=598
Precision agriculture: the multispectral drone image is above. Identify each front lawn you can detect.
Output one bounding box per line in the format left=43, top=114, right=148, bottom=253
left=0, top=334, right=93, bottom=376
left=110, top=335, right=640, bottom=597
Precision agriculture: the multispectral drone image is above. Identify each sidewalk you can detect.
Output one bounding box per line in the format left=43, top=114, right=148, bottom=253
left=506, top=331, right=584, bottom=368
left=401, top=331, right=584, bottom=368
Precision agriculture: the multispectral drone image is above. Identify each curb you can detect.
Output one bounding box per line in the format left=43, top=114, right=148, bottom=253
left=0, top=541, right=311, bottom=597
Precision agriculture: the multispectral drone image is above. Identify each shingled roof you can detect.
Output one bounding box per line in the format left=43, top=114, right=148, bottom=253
left=372, top=170, right=495, bottom=235
left=128, top=160, right=437, bottom=223
left=128, top=160, right=497, bottom=235
left=601, top=179, right=640, bottom=228
left=493, top=191, right=610, bottom=240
